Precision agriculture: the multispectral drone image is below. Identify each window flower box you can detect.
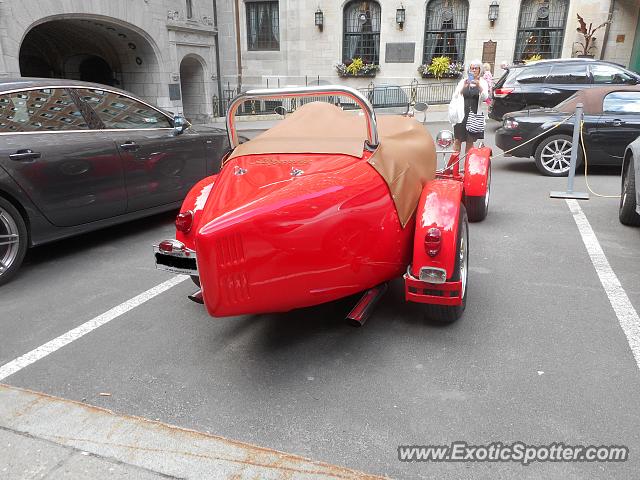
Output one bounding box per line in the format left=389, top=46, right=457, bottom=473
left=418, top=62, right=464, bottom=80
left=336, top=59, right=380, bottom=78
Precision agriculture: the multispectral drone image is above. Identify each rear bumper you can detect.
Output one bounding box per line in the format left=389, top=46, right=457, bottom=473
left=153, top=239, right=198, bottom=276
left=495, top=128, right=534, bottom=158
left=403, top=272, right=463, bottom=306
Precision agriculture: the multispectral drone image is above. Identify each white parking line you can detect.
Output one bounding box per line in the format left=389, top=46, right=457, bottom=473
left=566, top=199, right=640, bottom=371
left=0, top=275, right=187, bottom=381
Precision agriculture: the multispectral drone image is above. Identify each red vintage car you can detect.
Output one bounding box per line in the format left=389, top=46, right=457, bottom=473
left=154, top=86, right=491, bottom=324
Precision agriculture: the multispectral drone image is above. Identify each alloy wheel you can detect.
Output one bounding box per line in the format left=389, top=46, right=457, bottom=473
left=540, top=139, right=572, bottom=174
left=0, top=207, right=20, bottom=276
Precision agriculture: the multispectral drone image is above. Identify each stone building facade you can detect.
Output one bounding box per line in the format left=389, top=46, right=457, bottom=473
left=234, top=0, right=640, bottom=90
left=1, top=0, right=640, bottom=121
left=0, top=0, right=239, bottom=122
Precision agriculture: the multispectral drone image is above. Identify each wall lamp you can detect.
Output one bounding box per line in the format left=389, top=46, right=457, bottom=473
left=315, top=7, right=323, bottom=32
left=488, top=1, right=499, bottom=25
left=396, top=5, right=406, bottom=30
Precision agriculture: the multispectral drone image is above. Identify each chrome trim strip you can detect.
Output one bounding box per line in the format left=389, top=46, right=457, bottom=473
left=0, top=128, right=176, bottom=136
left=226, top=85, right=378, bottom=149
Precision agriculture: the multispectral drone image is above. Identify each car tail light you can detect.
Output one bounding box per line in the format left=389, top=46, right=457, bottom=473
left=424, top=227, right=442, bottom=257
left=493, top=88, right=514, bottom=98
left=175, top=210, right=193, bottom=233
left=503, top=118, right=519, bottom=130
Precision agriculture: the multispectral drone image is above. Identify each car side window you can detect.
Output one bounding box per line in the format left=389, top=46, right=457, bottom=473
left=516, top=66, right=551, bottom=84
left=0, top=89, right=88, bottom=133
left=546, top=65, right=589, bottom=85
left=75, top=89, right=172, bottom=129
left=590, top=65, right=636, bottom=85
left=602, top=92, right=640, bottom=113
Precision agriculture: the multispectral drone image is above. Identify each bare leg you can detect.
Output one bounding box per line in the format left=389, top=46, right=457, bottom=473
left=453, top=139, right=462, bottom=152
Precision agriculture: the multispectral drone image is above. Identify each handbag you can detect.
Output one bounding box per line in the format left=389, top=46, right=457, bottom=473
left=466, top=111, right=485, bottom=134
left=448, top=94, right=465, bottom=125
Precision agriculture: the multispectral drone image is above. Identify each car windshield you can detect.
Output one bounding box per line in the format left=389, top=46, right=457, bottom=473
left=555, top=93, right=577, bottom=109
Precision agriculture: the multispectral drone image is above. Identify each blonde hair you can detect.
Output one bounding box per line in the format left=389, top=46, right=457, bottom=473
left=483, top=63, right=491, bottom=72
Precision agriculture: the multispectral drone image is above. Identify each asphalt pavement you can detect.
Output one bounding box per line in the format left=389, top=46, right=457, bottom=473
left=1, top=118, right=640, bottom=479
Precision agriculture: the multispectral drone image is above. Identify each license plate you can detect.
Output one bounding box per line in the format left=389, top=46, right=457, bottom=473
left=154, top=249, right=198, bottom=276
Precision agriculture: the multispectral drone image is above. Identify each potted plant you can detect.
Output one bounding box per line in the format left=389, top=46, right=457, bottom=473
left=574, top=13, right=610, bottom=58
left=418, top=56, right=464, bottom=79
left=524, top=54, right=543, bottom=64
left=336, top=58, right=380, bottom=78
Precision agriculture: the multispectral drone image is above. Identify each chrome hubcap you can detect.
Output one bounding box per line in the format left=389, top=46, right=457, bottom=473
left=0, top=208, right=20, bottom=275
left=541, top=140, right=572, bottom=173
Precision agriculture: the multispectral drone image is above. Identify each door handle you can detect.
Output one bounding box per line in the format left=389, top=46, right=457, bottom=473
left=120, top=141, right=140, bottom=151
left=9, top=149, right=41, bottom=161
left=542, top=90, right=556, bottom=95
left=605, top=119, right=626, bottom=127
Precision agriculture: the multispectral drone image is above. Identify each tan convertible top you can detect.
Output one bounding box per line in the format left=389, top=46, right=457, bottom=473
left=228, top=102, right=436, bottom=226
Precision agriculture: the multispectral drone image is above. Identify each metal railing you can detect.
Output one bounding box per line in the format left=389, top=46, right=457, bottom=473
left=218, top=80, right=458, bottom=117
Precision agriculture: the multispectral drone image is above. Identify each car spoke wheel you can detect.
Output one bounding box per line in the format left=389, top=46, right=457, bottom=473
left=423, top=206, right=468, bottom=323
left=619, top=155, right=640, bottom=226
left=0, top=197, right=28, bottom=285
left=534, top=134, right=582, bottom=177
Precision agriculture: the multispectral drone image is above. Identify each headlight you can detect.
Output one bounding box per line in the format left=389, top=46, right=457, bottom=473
left=436, top=130, right=454, bottom=149
left=503, top=118, right=519, bottom=130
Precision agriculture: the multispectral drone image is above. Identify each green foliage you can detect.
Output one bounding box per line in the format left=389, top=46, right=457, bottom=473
left=346, top=58, right=364, bottom=75
left=427, top=56, right=451, bottom=79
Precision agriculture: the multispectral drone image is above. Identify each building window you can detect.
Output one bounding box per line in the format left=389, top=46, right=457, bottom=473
left=514, top=0, right=569, bottom=62
left=186, top=0, right=194, bottom=19
left=423, top=0, right=469, bottom=65
left=343, top=1, right=381, bottom=64
left=246, top=1, right=280, bottom=51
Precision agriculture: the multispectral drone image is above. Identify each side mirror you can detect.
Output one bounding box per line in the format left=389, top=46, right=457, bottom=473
left=173, top=114, right=188, bottom=135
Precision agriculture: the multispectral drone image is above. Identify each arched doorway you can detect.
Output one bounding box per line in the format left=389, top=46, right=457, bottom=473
left=180, top=56, right=207, bottom=124
left=19, top=17, right=161, bottom=103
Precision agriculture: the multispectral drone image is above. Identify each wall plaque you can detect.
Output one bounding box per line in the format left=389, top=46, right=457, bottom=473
left=169, top=83, right=181, bottom=101
left=385, top=43, right=415, bottom=63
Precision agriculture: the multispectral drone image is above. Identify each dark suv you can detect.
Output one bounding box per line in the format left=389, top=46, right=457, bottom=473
left=489, top=59, right=640, bottom=120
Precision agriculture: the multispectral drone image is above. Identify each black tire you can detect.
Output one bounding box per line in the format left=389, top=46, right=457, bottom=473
left=619, top=155, right=640, bottom=226
left=423, top=206, right=468, bottom=323
left=534, top=134, right=583, bottom=177
left=465, top=164, right=491, bottom=222
left=0, top=197, right=28, bottom=286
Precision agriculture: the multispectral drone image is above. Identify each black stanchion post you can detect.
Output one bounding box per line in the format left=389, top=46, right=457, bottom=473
left=550, top=103, right=589, bottom=200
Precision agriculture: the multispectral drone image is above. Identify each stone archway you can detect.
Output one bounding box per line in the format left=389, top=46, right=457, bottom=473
left=19, top=17, right=161, bottom=104
left=179, top=55, right=207, bottom=124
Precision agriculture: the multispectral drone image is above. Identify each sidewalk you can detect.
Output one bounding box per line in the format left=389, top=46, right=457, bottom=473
left=0, top=384, right=383, bottom=479
left=204, top=104, right=450, bottom=133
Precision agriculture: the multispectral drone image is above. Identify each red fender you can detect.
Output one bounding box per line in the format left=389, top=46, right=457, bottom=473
left=464, top=146, right=491, bottom=197
left=410, top=178, right=463, bottom=280
left=176, top=175, right=218, bottom=249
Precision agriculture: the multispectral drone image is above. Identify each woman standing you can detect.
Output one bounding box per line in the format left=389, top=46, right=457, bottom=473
left=451, top=59, right=489, bottom=155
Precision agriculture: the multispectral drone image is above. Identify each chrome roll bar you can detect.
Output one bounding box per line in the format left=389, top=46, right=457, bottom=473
left=226, top=85, right=379, bottom=150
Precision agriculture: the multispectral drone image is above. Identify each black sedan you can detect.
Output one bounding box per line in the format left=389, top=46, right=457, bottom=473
left=496, top=85, right=640, bottom=176
left=0, top=78, right=234, bottom=285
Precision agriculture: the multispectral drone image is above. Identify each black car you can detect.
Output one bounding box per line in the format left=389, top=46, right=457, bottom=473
left=495, top=85, right=640, bottom=176
left=0, top=78, right=234, bottom=285
left=489, top=59, right=640, bottom=121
